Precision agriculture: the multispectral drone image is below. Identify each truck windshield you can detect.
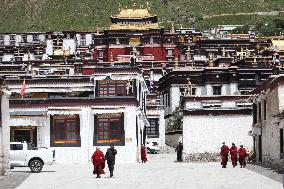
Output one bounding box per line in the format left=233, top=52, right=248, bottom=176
left=10, top=144, right=23, bottom=150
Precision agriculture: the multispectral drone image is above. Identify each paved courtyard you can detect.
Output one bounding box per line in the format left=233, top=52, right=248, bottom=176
left=3, top=151, right=280, bottom=189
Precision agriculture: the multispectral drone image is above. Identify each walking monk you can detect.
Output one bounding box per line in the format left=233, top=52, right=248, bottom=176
left=141, top=144, right=147, bottom=163
left=229, top=143, right=238, bottom=168
left=91, top=147, right=105, bottom=178
left=220, top=142, right=229, bottom=168
left=238, top=145, right=247, bottom=168
left=105, top=143, right=117, bottom=177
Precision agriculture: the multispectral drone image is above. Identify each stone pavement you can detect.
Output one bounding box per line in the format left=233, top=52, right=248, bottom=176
left=9, top=152, right=282, bottom=189
left=0, top=171, right=30, bottom=189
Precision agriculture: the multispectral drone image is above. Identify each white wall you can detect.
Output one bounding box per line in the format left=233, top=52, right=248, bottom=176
left=146, top=108, right=165, bottom=147
left=170, top=86, right=180, bottom=112
left=86, top=34, right=92, bottom=46
left=2, top=54, right=14, bottom=61
left=183, top=114, right=253, bottom=154
left=63, top=39, right=76, bottom=54
left=11, top=106, right=141, bottom=164
left=45, top=39, right=54, bottom=57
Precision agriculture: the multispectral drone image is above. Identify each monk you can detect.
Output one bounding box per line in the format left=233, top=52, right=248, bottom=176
left=141, top=144, right=147, bottom=163
left=91, top=147, right=105, bottom=178
left=229, top=143, right=238, bottom=168
left=175, top=141, right=183, bottom=162
left=220, top=142, right=229, bottom=168
left=238, top=145, right=247, bottom=168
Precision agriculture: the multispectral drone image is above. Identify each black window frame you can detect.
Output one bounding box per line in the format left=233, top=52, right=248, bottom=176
left=93, top=113, right=125, bottom=146
left=10, top=144, right=23, bottom=150
left=50, top=114, right=81, bottom=147
left=212, top=85, right=221, bottom=95
left=146, top=118, right=159, bottom=138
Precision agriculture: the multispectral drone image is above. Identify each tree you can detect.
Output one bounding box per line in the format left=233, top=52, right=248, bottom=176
left=167, top=107, right=182, bottom=132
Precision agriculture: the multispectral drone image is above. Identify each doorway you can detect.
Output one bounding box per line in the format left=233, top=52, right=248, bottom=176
left=10, top=126, right=37, bottom=146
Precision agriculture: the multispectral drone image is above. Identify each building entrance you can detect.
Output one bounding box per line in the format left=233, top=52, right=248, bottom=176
left=10, top=126, right=37, bottom=146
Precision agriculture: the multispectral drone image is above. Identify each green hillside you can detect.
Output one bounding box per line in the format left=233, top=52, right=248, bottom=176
left=0, top=0, right=284, bottom=33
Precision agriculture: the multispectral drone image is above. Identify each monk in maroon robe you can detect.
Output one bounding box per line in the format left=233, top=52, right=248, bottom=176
left=238, top=145, right=247, bottom=168
left=220, top=142, right=229, bottom=168
left=229, top=143, right=238, bottom=168
left=91, top=147, right=105, bottom=178
left=141, top=144, right=147, bottom=163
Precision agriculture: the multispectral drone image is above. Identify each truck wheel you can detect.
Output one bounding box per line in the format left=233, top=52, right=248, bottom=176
left=29, top=160, right=43, bottom=173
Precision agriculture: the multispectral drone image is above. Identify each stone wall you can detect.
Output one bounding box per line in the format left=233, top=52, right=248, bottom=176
left=255, top=86, right=284, bottom=166
left=165, top=130, right=182, bottom=148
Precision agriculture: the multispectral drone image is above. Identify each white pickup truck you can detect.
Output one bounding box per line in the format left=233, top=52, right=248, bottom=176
left=10, top=142, right=55, bottom=173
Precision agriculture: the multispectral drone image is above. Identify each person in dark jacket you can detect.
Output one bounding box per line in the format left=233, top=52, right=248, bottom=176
left=175, top=141, right=183, bottom=162
left=105, top=143, right=117, bottom=177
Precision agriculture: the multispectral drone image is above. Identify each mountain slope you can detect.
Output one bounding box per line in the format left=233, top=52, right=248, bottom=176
left=0, top=0, right=284, bottom=32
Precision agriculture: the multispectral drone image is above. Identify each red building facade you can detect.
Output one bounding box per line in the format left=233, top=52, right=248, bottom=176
left=92, top=8, right=182, bottom=63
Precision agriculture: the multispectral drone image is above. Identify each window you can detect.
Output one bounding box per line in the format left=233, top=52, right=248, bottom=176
left=191, top=87, right=196, bottom=95
left=146, top=118, right=159, bottom=138
left=167, top=92, right=171, bottom=106
left=97, top=80, right=128, bottom=97
left=258, top=101, right=262, bottom=122
left=150, top=37, right=153, bottom=44
left=212, top=86, right=221, bottom=95
left=10, top=35, right=16, bottom=45
left=33, top=34, right=39, bottom=41
left=50, top=115, right=81, bottom=147
left=98, top=51, right=104, bottom=58
left=0, top=34, right=4, bottom=45
left=21, top=34, right=27, bottom=43
left=167, top=49, right=173, bottom=56
left=15, top=57, right=22, bottom=62
left=94, top=113, right=124, bottom=146
left=281, top=129, right=284, bottom=158
left=10, top=144, right=23, bottom=150
left=263, top=100, right=267, bottom=120
left=253, top=103, right=257, bottom=124
left=80, top=34, right=86, bottom=46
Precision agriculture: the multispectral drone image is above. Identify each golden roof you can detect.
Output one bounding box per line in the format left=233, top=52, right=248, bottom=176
left=109, top=23, right=159, bottom=30
left=114, top=8, right=152, bottom=19
left=272, top=39, right=284, bottom=51
left=53, top=49, right=71, bottom=56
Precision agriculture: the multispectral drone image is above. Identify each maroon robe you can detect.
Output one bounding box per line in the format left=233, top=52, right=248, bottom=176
left=220, top=145, right=229, bottom=167
left=141, top=146, right=147, bottom=162
left=238, top=148, right=247, bottom=167
left=92, top=150, right=105, bottom=175
left=229, top=146, right=238, bottom=167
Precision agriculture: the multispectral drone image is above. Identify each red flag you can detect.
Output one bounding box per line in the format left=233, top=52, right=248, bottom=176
left=20, top=79, right=26, bottom=97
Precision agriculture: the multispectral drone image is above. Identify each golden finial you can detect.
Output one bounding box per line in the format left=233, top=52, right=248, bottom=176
left=110, top=52, right=113, bottom=62
left=222, top=47, right=226, bottom=57
left=174, top=57, right=179, bottom=69
left=96, top=27, right=100, bottom=35
left=118, top=3, right=121, bottom=11
left=146, top=1, right=150, bottom=11
left=171, top=23, right=175, bottom=33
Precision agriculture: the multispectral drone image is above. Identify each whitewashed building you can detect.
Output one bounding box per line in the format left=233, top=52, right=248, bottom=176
left=7, top=66, right=149, bottom=164
left=146, top=95, right=165, bottom=148
left=251, top=75, right=284, bottom=166
left=159, top=67, right=253, bottom=160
